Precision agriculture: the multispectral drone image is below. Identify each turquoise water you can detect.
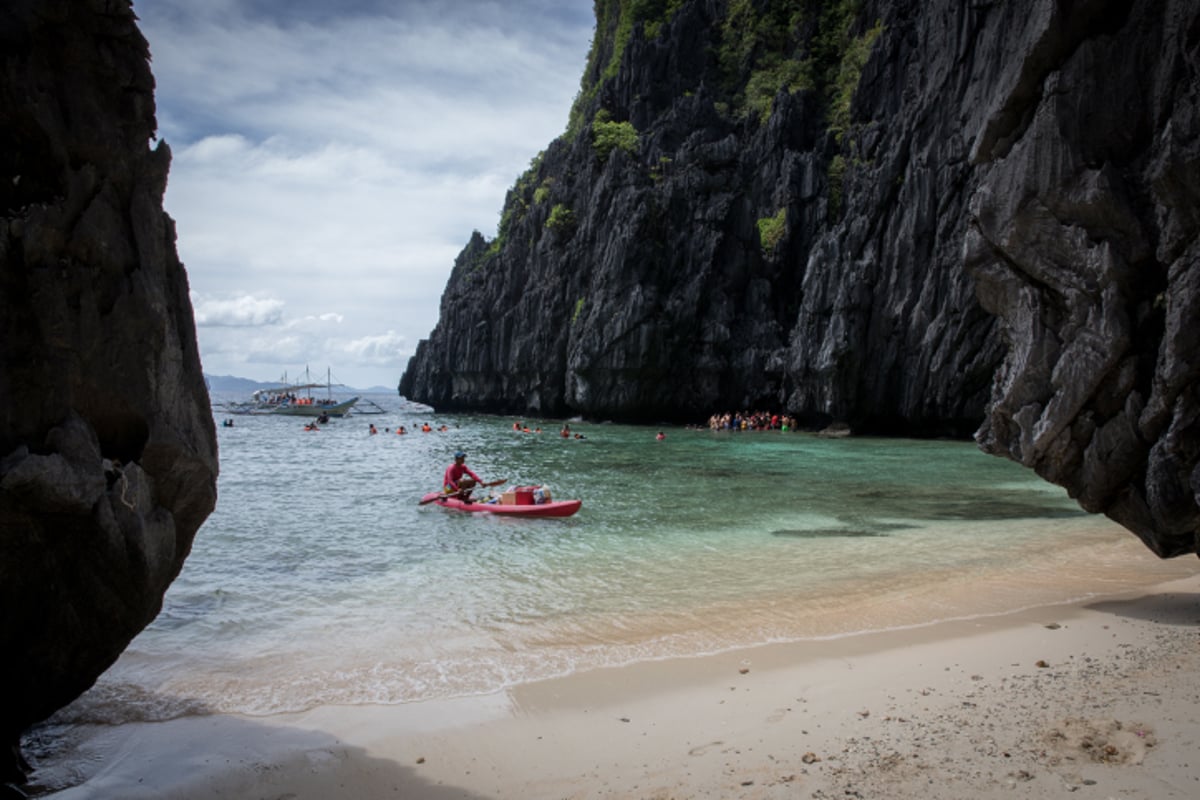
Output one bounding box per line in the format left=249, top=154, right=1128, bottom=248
left=49, top=394, right=1195, bottom=723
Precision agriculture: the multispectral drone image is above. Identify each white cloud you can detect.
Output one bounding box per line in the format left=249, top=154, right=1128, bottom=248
left=193, top=294, right=285, bottom=327
left=133, top=0, right=594, bottom=389
left=340, top=330, right=408, bottom=365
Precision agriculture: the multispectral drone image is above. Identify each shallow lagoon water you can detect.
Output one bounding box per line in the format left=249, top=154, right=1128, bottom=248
left=49, top=394, right=1197, bottom=723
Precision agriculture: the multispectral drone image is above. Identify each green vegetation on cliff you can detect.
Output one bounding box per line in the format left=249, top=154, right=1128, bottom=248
left=825, top=14, right=884, bottom=141
left=715, top=0, right=884, bottom=217
left=489, top=151, right=546, bottom=257
left=719, top=0, right=810, bottom=123
left=757, top=208, right=788, bottom=253
left=546, top=203, right=576, bottom=232
left=716, top=0, right=882, bottom=133
left=592, top=109, right=640, bottom=160
left=567, top=0, right=685, bottom=139
left=564, top=1, right=882, bottom=140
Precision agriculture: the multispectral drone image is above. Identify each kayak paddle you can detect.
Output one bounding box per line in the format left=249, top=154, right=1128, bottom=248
left=417, top=478, right=507, bottom=505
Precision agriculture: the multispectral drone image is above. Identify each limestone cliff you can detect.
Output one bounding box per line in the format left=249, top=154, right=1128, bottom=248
left=401, top=0, right=1004, bottom=434
left=0, top=0, right=219, bottom=785
left=963, top=0, right=1200, bottom=558
left=400, top=0, right=1198, bottom=558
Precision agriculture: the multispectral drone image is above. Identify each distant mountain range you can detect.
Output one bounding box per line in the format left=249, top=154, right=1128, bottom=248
left=204, top=374, right=395, bottom=395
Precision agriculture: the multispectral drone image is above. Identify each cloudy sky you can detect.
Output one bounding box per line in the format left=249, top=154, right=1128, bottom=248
left=131, top=0, right=595, bottom=390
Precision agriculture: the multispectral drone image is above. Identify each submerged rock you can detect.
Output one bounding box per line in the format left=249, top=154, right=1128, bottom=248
left=0, top=0, right=218, bottom=783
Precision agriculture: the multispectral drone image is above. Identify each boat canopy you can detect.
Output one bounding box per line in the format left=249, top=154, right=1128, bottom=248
left=251, top=383, right=327, bottom=399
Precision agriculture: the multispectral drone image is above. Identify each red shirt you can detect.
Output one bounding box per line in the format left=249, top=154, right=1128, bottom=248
left=443, top=462, right=481, bottom=489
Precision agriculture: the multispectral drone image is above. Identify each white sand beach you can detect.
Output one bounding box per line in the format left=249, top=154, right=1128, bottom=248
left=29, top=570, right=1200, bottom=799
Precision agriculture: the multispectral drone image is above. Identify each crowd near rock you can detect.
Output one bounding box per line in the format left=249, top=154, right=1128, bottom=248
left=706, top=411, right=797, bottom=431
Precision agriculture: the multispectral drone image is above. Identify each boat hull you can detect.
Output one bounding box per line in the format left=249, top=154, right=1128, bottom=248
left=422, top=493, right=582, bottom=517
left=224, top=397, right=359, bottom=417
left=268, top=397, right=359, bottom=417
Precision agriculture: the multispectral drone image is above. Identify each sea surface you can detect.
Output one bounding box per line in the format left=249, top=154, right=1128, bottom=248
left=45, top=392, right=1199, bottom=725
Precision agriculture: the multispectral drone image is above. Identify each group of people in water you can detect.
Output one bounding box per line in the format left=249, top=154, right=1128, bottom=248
left=300, top=413, right=795, bottom=437
left=510, top=420, right=589, bottom=439
left=706, top=411, right=797, bottom=431
left=307, top=419, right=589, bottom=437
left=367, top=422, right=450, bottom=435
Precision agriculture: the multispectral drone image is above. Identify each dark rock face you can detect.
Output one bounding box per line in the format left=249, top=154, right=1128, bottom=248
left=965, top=0, right=1200, bottom=558
left=0, top=0, right=219, bottom=781
left=400, top=0, right=1007, bottom=434
left=401, top=0, right=1199, bottom=558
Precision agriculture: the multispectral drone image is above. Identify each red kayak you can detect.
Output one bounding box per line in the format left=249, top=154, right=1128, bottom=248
left=420, top=492, right=582, bottom=517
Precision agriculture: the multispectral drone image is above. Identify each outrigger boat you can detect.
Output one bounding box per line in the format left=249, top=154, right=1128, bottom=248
left=249, top=391, right=358, bottom=418
left=223, top=367, right=359, bottom=417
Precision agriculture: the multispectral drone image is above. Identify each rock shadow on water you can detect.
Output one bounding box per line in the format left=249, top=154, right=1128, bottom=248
left=853, top=487, right=1088, bottom=522
left=925, top=497, right=1089, bottom=521
left=771, top=527, right=891, bottom=539
left=771, top=520, right=915, bottom=539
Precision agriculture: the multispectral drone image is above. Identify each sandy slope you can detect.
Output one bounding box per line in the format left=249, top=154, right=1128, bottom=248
left=28, top=574, right=1200, bottom=799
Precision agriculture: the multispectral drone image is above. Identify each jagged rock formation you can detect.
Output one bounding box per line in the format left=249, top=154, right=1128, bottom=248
left=402, top=0, right=1002, bottom=435
left=401, top=0, right=1198, bottom=557
left=0, top=0, right=219, bottom=786
left=964, top=0, right=1200, bottom=558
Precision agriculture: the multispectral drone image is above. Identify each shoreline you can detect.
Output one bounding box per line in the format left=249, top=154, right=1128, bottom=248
left=27, top=570, right=1200, bottom=799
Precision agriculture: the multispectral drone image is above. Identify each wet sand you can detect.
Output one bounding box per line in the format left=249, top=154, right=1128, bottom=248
left=26, top=569, right=1200, bottom=799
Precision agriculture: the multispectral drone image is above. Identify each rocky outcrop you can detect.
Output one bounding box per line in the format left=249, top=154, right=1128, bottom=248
left=0, top=0, right=218, bottom=786
left=965, top=0, right=1200, bottom=557
left=401, top=0, right=1198, bottom=558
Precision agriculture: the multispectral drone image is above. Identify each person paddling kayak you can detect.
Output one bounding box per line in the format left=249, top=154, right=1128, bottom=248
left=421, top=451, right=505, bottom=505
left=443, top=451, right=482, bottom=493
